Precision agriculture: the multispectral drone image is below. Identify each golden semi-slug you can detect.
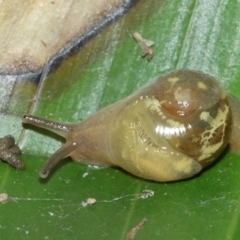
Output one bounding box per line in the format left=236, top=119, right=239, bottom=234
left=22, top=69, right=239, bottom=182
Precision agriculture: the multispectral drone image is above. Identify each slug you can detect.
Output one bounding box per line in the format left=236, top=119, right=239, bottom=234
left=22, top=69, right=240, bottom=182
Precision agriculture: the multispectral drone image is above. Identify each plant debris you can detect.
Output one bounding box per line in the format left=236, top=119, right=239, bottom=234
left=127, top=217, right=147, bottom=239
left=132, top=32, right=154, bottom=59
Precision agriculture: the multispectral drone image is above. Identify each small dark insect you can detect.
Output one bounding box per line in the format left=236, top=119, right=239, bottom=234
left=0, top=135, right=24, bottom=170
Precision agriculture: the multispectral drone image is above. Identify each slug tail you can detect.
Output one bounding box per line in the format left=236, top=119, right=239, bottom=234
left=22, top=114, right=73, bottom=138
left=39, top=141, right=78, bottom=178
left=228, top=95, right=240, bottom=154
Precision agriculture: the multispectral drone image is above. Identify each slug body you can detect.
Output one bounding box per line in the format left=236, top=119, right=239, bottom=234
left=23, top=69, right=236, bottom=181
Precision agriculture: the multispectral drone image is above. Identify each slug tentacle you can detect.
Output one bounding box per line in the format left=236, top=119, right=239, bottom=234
left=22, top=69, right=237, bottom=182
left=22, top=115, right=74, bottom=138
left=39, top=141, right=78, bottom=178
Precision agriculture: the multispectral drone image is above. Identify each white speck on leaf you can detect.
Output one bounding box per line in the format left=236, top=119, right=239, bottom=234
left=81, top=198, right=97, bottom=207
left=0, top=193, right=8, bottom=204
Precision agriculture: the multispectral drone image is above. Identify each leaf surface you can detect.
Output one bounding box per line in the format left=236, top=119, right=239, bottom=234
left=1, top=1, right=240, bottom=239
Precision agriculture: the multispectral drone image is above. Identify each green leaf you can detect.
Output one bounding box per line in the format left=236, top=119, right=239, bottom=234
left=1, top=0, right=240, bottom=239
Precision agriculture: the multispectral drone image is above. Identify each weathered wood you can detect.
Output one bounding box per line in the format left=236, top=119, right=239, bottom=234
left=0, top=0, right=135, bottom=75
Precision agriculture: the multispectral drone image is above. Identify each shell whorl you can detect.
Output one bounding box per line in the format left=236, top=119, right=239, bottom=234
left=152, top=70, right=232, bottom=167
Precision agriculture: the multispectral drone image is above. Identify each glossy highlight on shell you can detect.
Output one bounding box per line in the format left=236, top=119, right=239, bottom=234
left=22, top=69, right=234, bottom=182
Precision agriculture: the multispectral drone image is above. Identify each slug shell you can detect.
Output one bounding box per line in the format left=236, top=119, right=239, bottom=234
left=107, top=70, right=232, bottom=181
left=22, top=69, right=232, bottom=182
